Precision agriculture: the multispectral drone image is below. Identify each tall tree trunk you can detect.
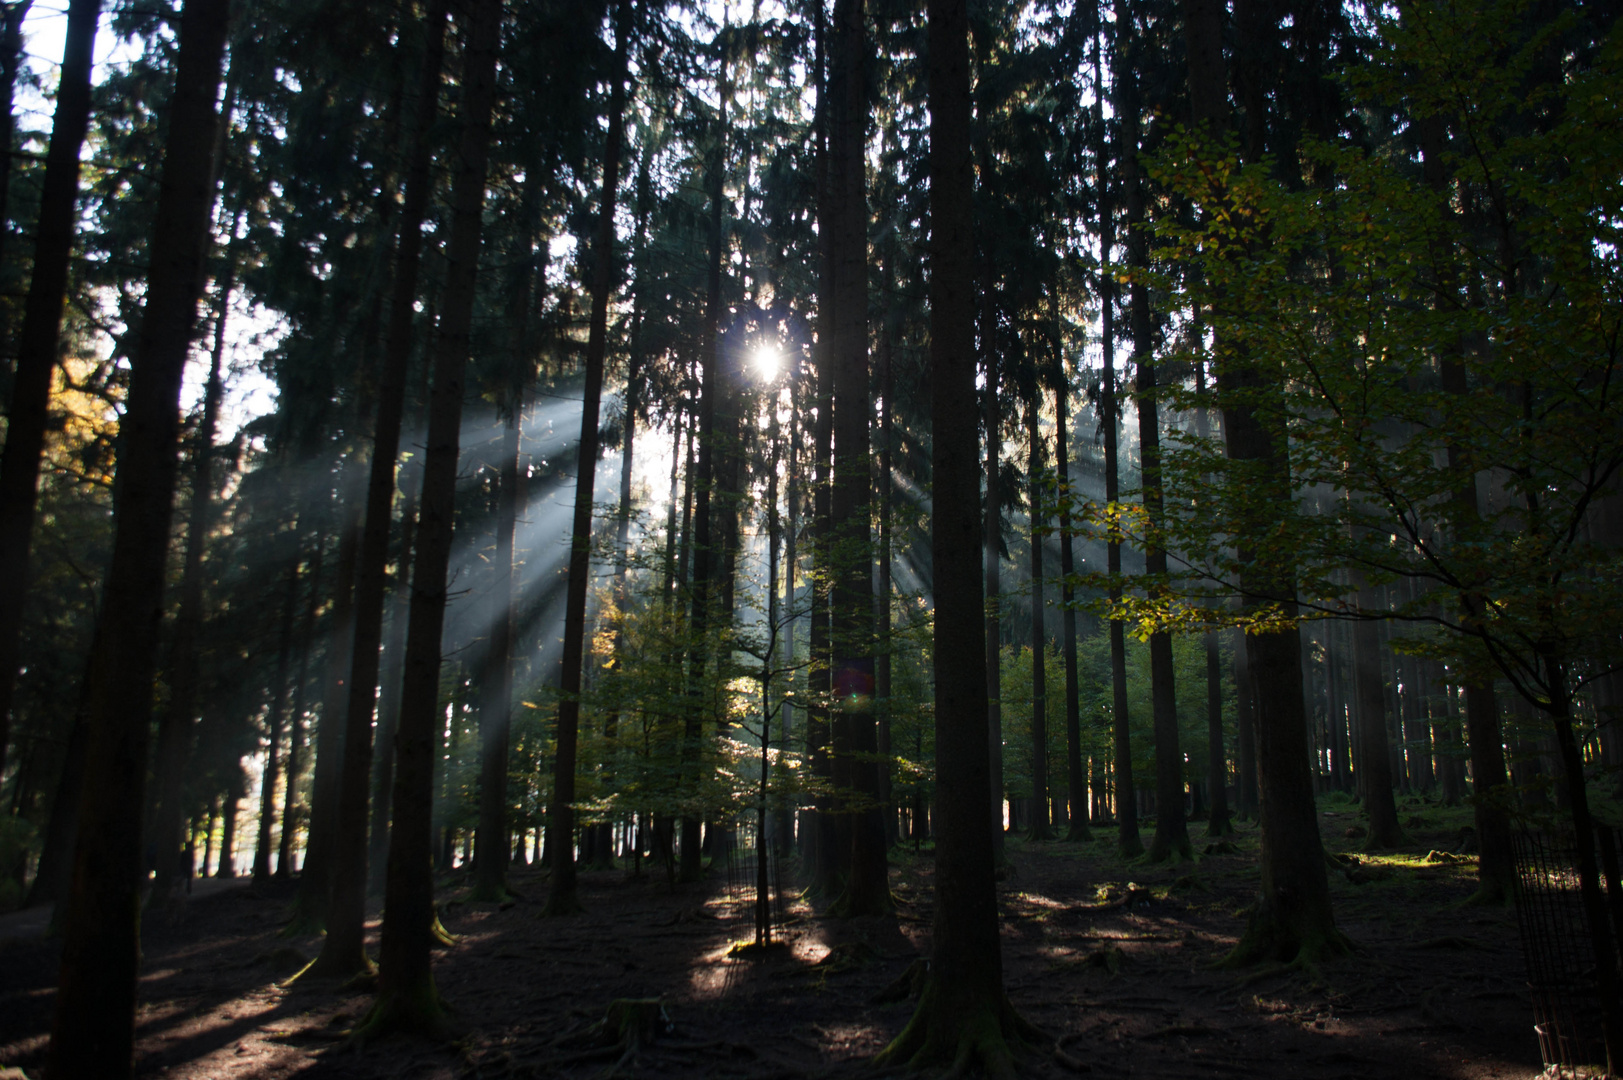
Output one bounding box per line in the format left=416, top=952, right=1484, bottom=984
left=806, top=0, right=837, bottom=897
left=877, top=2, right=1036, bottom=1066
left=46, top=2, right=231, bottom=1073
left=278, top=533, right=321, bottom=878
left=1118, top=15, right=1188, bottom=864
left=311, top=0, right=448, bottom=978
left=253, top=551, right=302, bottom=882
left=1353, top=589, right=1402, bottom=849
left=1204, top=633, right=1232, bottom=835
left=149, top=216, right=238, bottom=907
left=364, top=0, right=500, bottom=1037
left=981, top=255, right=1006, bottom=866
left=876, top=257, right=896, bottom=848
left=0, top=0, right=100, bottom=784
left=1181, top=0, right=1345, bottom=965
left=290, top=503, right=358, bottom=930
left=1415, top=113, right=1515, bottom=904
left=1092, top=2, right=1138, bottom=855
left=0, top=0, right=35, bottom=285
left=545, top=0, right=629, bottom=916
left=1026, top=397, right=1051, bottom=841
left=1056, top=378, right=1090, bottom=841
left=826, top=0, right=888, bottom=917
left=681, top=13, right=729, bottom=887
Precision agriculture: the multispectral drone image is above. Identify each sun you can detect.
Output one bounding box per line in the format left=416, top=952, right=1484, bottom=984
left=750, top=342, right=783, bottom=381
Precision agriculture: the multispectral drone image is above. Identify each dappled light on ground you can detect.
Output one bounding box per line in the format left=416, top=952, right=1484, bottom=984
left=0, top=803, right=1546, bottom=1078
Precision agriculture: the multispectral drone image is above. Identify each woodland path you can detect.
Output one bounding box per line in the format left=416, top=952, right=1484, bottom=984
left=0, top=802, right=1544, bottom=1079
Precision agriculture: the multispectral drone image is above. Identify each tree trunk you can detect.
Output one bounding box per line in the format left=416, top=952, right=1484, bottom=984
left=364, top=0, right=500, bottom=1037
left=149, top=218, right=238, bottom=907
left=0, top=0, right=100, bottom=785
left=981, top=251, right=1007, bottom=866
left=545, top=0, right=629, bottom=917
left=46, top=2, right=231, bottom=1073
left=1092, top=6, right=1138, bottom=853
left=0, top=0, right=35, bottom=285
left=877, top=3, right=1036, bottom=1065
left=1352, top=596, right=1402, bottom=848
left=1180, top=0, right=1344, bottom=965
left=290, top=503, right=358, bottom=930
left=1205, top=633, right=1232, bottom=835
left=279, top=535, right=321, bottom=878
left=253, top=552, right=302, bottom=882
left=1026, top=398, right=1050, bottom=841
left=826, top=0, right=888, bottom=918
left=1056, top=376, right=1090, bottom=841
left=310, top=0, right=449, bottom=979
left=1118, top=20, right=1188, bottom=864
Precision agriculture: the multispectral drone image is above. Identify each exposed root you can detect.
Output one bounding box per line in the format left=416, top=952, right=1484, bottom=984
left=873, top=975, right=1046, bottom=1080
left=431, top=908, right=458, bottom=946
left=344, top=979, right=458, bottom=1048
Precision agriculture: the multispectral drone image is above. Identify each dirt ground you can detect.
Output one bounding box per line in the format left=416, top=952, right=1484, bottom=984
left=0, top=801, right=1549, bottom=1079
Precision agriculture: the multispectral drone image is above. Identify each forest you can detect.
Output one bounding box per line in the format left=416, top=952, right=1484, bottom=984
left=0, top=0, right=1619, bottom=1076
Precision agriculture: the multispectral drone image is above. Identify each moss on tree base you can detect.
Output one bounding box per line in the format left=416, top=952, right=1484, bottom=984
left=874, top=977, right=1045, bottom=1080
left=346, top=978, right=457, bottom=1047
left=1218, top=902, right=1353, bottom=972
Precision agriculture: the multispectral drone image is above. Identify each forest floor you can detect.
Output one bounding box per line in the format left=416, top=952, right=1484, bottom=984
left=0, top=797, right=1550, bottom=1080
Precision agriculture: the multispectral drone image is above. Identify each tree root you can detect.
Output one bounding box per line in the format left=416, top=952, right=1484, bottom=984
left=873, top=976, right=1046, bottom=1080
left=343, top=979, right=458, bottom=1048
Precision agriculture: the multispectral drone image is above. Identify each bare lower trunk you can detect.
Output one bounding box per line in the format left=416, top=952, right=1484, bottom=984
left=47, top=2, right=231, bottom=1072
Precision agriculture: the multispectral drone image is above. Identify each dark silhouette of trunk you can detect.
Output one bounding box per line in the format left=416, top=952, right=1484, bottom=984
left=546, top=0, right=629, bottom=916
left=1204, top=632, right=1232, bottom=835
left=876, top=259, right=896, bottom=848
left=149, top=220, right=238, bottom=907
left=474, top=191, right=540, bottom=898
left=0, top=0, right=100, bottom=784
left=0, top=0, right=35, bottom=290
left=254, top=553, right=302, bottom=882
left=1092, top=0, right=1138, bottom=855
left=877, top=3, right=1037, bottom=1066
left=290, top=504, right=358, bottom=930
left=1181, top=0, right=1344, bottom=965
left=217, top=765, right=244, bottom=877
left=981, top=255, right=1006, bottom=865
left=1118, top=13, right=1188, bottom=864
left=1415, top=112, right=1515, bottom=904
left=826, top=0, right=888, bottom=917
left=1026, top=397, right=1051, bottom=841
left=363, top=0, right=499, bottom=1037
left=681, top=14, right=729, bottom=887
left=1194, top=355, right=1232, bottom=836
left=46, top=1, right=231, bottom=1073
left=805, top=0, right=837, bottom=896
left=368, top=471, right=415, bottom=894
left=1056, top=379, right=1090, bottom=841
left=1353, top=591, right=1403, bottom=849
left=1234, top=630, right=1258, bottom=818
left=279, top=535, right=321, bottom=878
left=312, top=0, right=449, bottom=979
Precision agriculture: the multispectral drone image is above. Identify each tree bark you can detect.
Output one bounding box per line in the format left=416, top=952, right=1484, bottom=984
left=877, top=3, right=1037, bottom=1067
left=0, top=0, right=100, bottom=785
left=46, top=1, right=231, bottom=1073
left=1026, top=398, right=1051, bottom=841
left=546, top=0, right=629, bottom=917
left=363, top=0, right=500, bottom=1037
left=826, top=0, right=888, bottom=917
left=149, top=218, right=238, bottom=906
left=311, top=0, right=448, bottom=978
left=1055, top=379, right=1090, bottom=841
left=1180, top=0, right=1344, bottom=965
left=253, top=552, right=302, bottom=882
